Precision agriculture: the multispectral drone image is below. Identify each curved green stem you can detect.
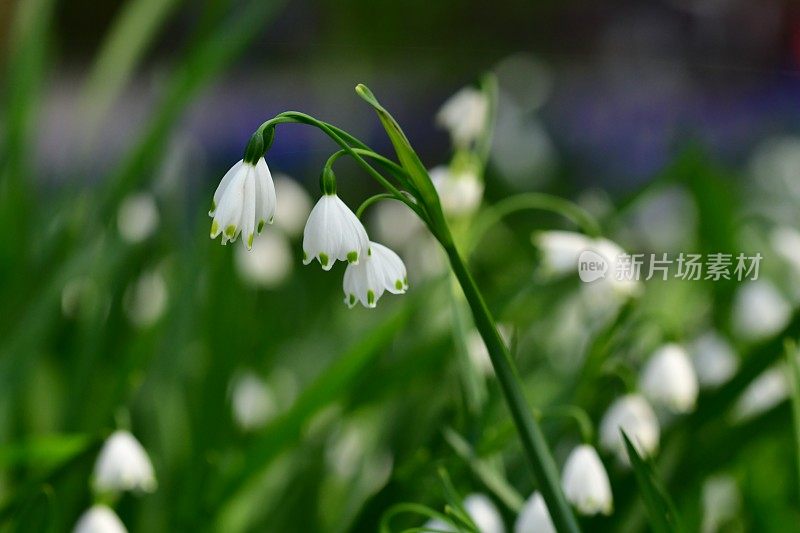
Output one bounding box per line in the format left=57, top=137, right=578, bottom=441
left=257, top=112, right=430, bottom=224
left=467, top=193, right=602, bottom=255
left=443, top=242, right=581, bottom=533
left=356, top=193, right=404, bottom=219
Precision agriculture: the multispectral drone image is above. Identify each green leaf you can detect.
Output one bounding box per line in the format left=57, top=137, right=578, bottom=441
left=0, top=434, right=93, bottom=470
left=354, top=84, right=445, bottom=228
left=622, top=431, right=683, bottom=533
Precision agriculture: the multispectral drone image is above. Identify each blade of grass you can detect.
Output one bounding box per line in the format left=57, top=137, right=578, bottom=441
left=622, top=431, right=683, bottom=533
left=210, top=304, right=411, bottom=521
left=785, top=339, right=800, bottom=500
left=79, top=0, right=183, bottom=146
left=443, top=428, right=525, bottom=512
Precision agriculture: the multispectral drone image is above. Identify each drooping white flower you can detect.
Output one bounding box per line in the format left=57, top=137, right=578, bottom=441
left=599, top=394, right=660, bottom=463
left=463, top=493, right=506, bottom=533
left=273, top=174, right=312, bottom=237
left=117, top=193, right=159, bottom=244
left=639, top=344, right=699, bottom=413
left=230, top=371, right=278, bottom=431
left=436, top=87, right=489, bottom=148
left=533, top=231, right=595, bottom=277
left=591, top=238, right=643, bottom=299
left=731, top=280, right=791, bottom=341
left=123, top=270, right=168, bottom=328
left=342, top=242, right=408, bottom=308
left=209, top=158, right=276, bottom=250
left=73, top=505, right=128, bottom=533
left=733, top=366, right=789, bottom=421
left=93, top=430, right=156, bottom=494
left=234, top=231, right=293, bottom=288
left=430, top=165, right=484, bottom=216
left=689, top=332, right=738, bottom=388
left=561, top=445, right=613, bottom=516
left=303, top=194, right=370, bottom=270
left=515, top=492, right=555, bottom=533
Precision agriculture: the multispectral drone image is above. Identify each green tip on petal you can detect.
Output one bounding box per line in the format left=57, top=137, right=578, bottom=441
left=367, top=290, right=375, bottom=306
left=319, top=253, right=329, bottom=267
left=247, top=233, right=254, bottom=248
left=210, top=220, right=219, bottom=237
left=225, top=225, right=236, bottom=238
left=210, top=200, right=216, bottom=211
left=303, top=251, right=308, bottom=261
left=349, top=294, right=356, bottom=306
left=347, top=251, right=358, bottom=263
left=395, top=279, right=403, bottom=290
left=257, top=220, right=265, bottom=233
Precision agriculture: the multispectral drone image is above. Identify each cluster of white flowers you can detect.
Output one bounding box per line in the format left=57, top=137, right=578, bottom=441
left=74, top=430, right=157, bottom=532
left=210, top=153, right=409, bottom=308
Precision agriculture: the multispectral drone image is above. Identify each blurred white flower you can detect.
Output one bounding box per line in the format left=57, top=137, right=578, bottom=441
left=273, top=175, right=312, bottom=237
left=466, top=324, right=513, bottom=376
left=701, top=474, right=741, bottom=533
left=343, top=242, right=408, bottom=308
left=303, top=194, right=369, bottom=270
left=733, top=366, right=788, bottom=421
left=117, top=193, right=159, bottom=244
left=93, top=430, right=156, bottom=494
left=534, top=231, right=594, bottom=276
left=689, top=332, right=738, bottom=388
left=639, top=344, right=699, bottom=413
left=123, top=270, right=168, bottom=328
left=210, top=158, right=276, bottom=249
left=73, top=505, right=127, bottom=533
left=370, top=200, right=425, bottom=250
left=234, top=231, right=293, bottom=288
left=771, top=226, right=800, bottom=274
left=561, top=445, right=613, bottom=516
left=749, top=136, right=800, bottom=199
left=422, top=517, right=455, bottom=532
left=599, top=394, right=660, bottom=462
left=436, top=87, right=489, bottom=148
left=731, top=280, right=790, bottom=341
left=430, top=165, right=484, bottom=217
left=591, top=238, right=642, bottom=299
left=230, top=371, right=278, bottom=431
left=463, top=493, right=505, bottom=533
left=515, top=492, right=555, bottom=533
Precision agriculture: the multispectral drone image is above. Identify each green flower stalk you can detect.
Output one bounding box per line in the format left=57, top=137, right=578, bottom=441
left=206, top=84, right=581, bottom=532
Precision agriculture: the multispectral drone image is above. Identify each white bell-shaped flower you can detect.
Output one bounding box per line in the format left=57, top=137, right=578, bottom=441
left=342, top=242, right=408, bottom=308
left=230, top=371, right=278, bottom=431
left=515, top=492, right=555, bottom=533
left=430, top=165, right=484, bottom=216
left=599, top=394, right=660, bottom=463
left=73, top=505, right=127, bottom=533
left=561, top=445, right=613, bottom=516
left=93, top=430, right=156, bottom=494
left=436, top=87, right=489, bottom=148
left=117, top=193, right=159, bottom=244
left=639, top=343, right=699, bottom=413
left=533, top=230, right=594, bottom=277
left=733, top=366, right=789, bottom=421
left=731, top=280, right=791, bottom=341
left=303, top=194, right=370, bottom=270
left=689, top=332, right=738, bottom=388
left=463, top=493, right=506, bottom=533
left=210, top=157, right=276, bottom=249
